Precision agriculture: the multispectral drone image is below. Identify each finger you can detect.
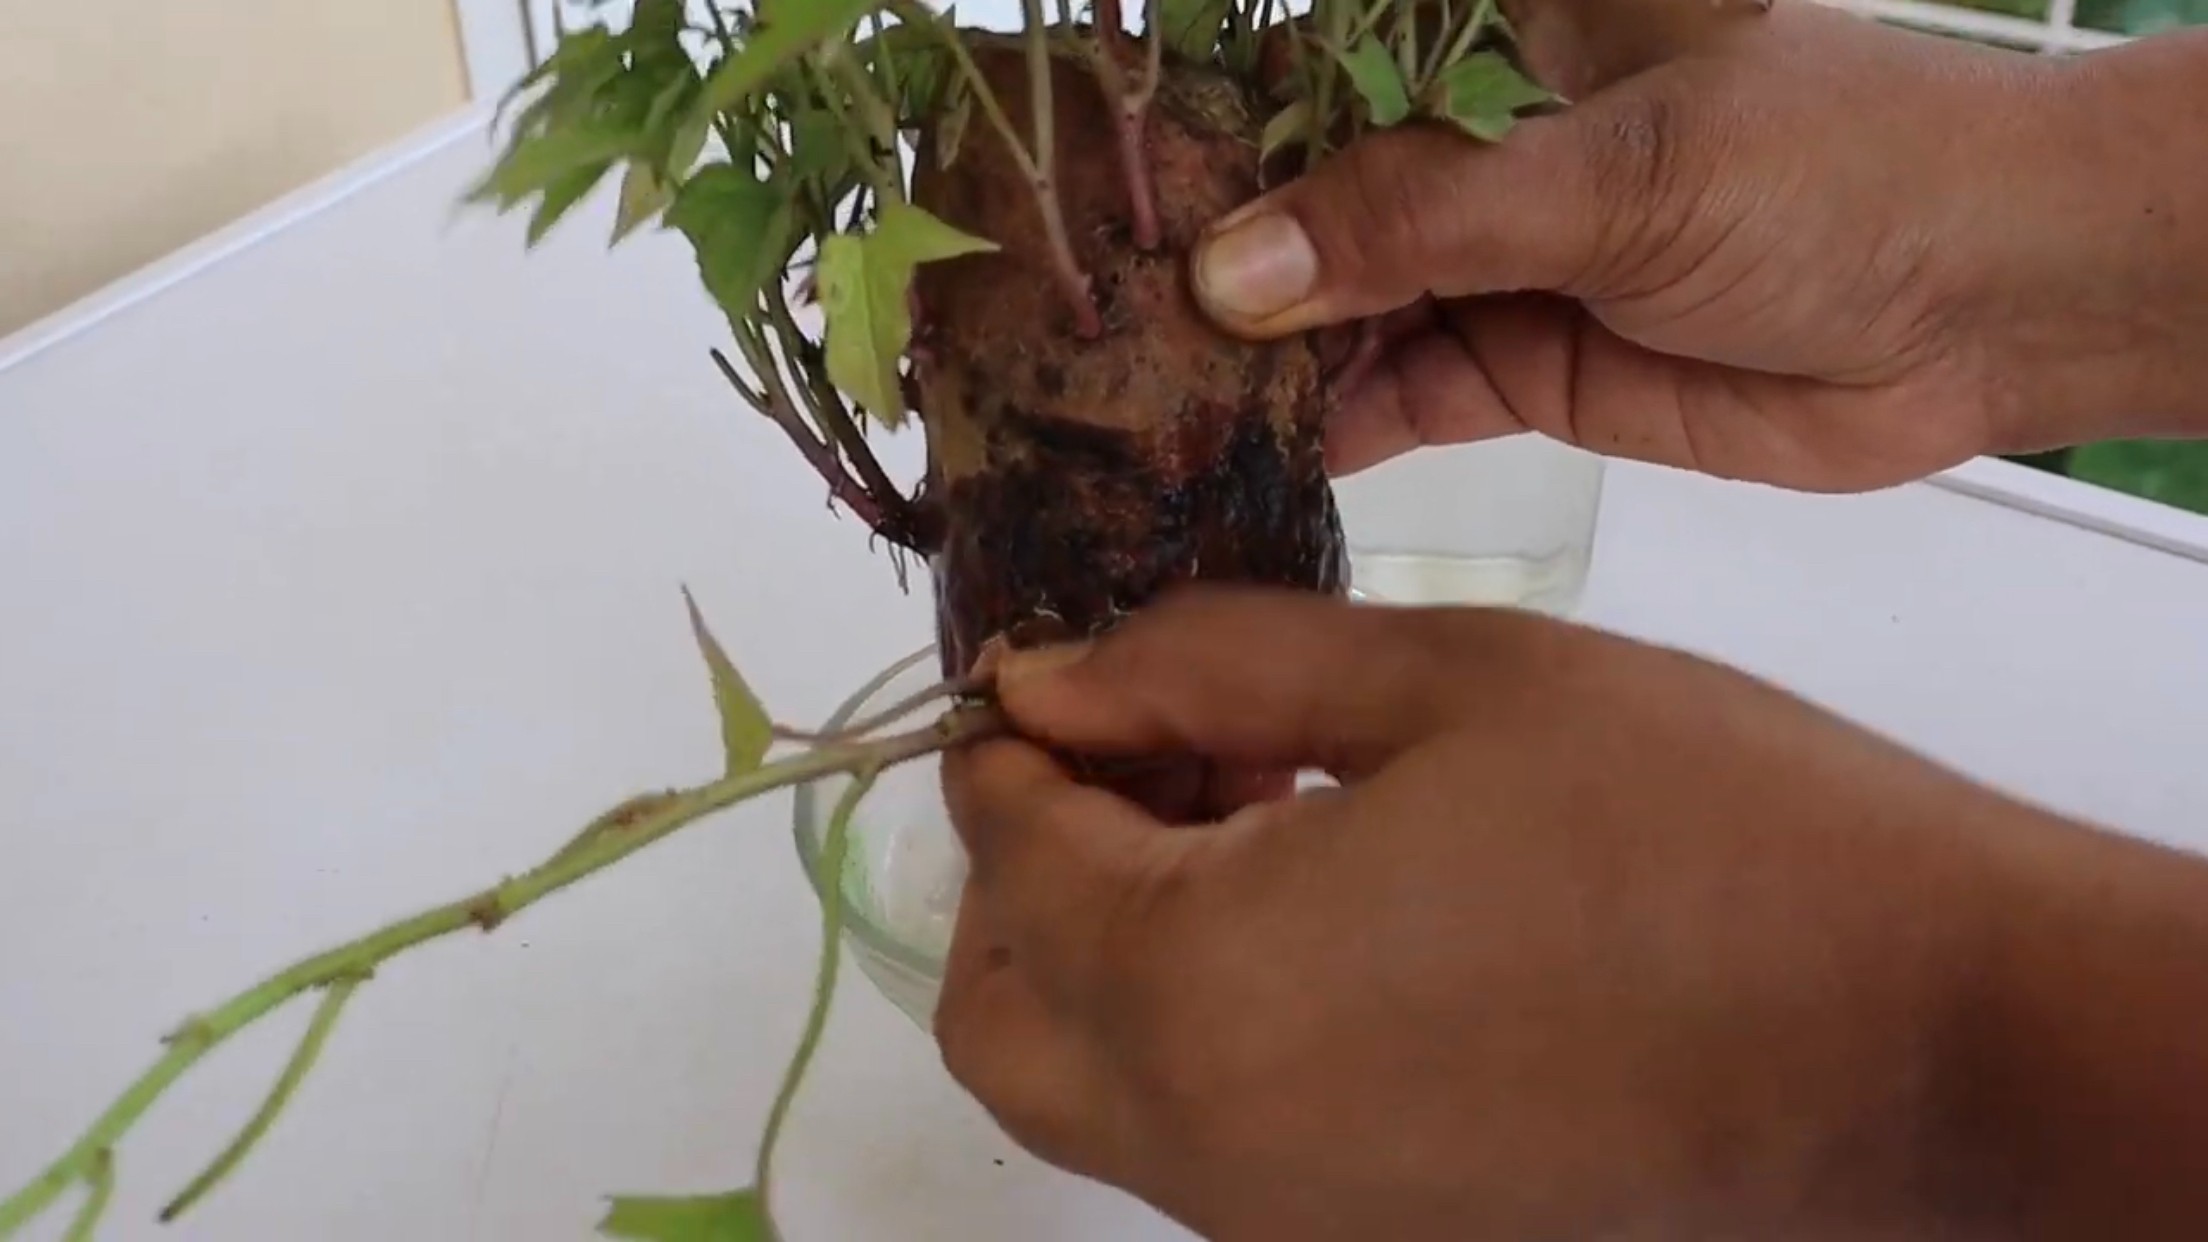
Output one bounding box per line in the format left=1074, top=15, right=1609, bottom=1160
left=993, top=589, right=1475, bottom=780
left=1199, top=764, right=1298, bottom=821
left=1444, top=296, right=1964, bottom=491
left=1500, top=0, right=1772, bottom=101
left=1328, top=329, right=1533, bottom=476
left=941, top=736, right=1180, bottom=990
left=936, top=895, right=1130, bottom=1180
left=1189, top=94, right=1691, bottom=338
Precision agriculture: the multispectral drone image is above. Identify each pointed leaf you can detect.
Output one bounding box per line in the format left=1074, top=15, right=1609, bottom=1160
left=474, top=123, right=636, bottom=208
left=527, top=161, right=614, bottom=246
left=935, top=80, right=974, bottom=170
left=612, top=163, right=673, bottom=243
left=598, top=1188, right=769, bottom=1242
left=697, top=0, right=888, bottom=116
left=1332, top=35, right=1411, bottom=127
left=495, top=26, right=622, bottom=135
left=872, top=199, right=999, bottom=269
left=665, top=163, right=792, bottom=321
left=1157, top=0, right=1233, bottom=61
left=1259, top=98, right=1314, bottom=163
left=627, top=0, right=687, bottom=44
left=1429, top=51, right=1556, bottom=142
left=816, top=234, right=902, bottom=427
left=819, top=203, right=996, bottom=428
left=858, top=17, right=953, bottom=124
left=787, top=108, right=855, bottom=194
left=682, top=588, right=772, bottom=776
left=665, top=107, right=714, bottom=181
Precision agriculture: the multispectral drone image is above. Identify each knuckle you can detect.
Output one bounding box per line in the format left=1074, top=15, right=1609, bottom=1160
left=1566, top=87, right=1729, bottom=296
left=1392, top=605, right=1566, bottom=715
left=1301, top=133, right=1461, bottom=300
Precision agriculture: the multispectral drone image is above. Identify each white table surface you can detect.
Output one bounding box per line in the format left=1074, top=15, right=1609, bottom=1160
left=4, top=107, right=2206, bottom=1242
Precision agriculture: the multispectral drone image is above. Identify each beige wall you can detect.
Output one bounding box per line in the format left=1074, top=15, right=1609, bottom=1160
left=0, top=0, right=470, bottom=337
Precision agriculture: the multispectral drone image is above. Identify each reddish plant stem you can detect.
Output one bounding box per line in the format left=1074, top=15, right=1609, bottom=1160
left=1091, top=0, right=1162, bottom=251
left=899, top=0, right=1101, bottom=338
left=1022, top=0, right=1106, bottom=338
left=1112, top=104, right=1161, bottom=251
left=762, top=285, right=931, bottom=550
left=711, top=347, right=903, bottom=545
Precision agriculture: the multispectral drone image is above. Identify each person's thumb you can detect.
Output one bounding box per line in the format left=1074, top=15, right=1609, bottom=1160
left=1190, top=101, right=1672, bottom=338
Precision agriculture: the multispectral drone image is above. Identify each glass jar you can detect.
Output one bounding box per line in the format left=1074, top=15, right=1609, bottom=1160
left=793, top=435, right=1607, bottom=1026
left=792, top=647, right=963, bottom=1029
left=1333, top=433, right=1604, bottom=616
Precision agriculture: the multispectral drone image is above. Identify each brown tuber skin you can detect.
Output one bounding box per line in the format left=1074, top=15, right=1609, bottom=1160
left=908, top=38, right=1348, bottom=817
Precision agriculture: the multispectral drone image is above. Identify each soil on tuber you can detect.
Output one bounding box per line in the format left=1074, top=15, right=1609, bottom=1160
left=915, top=38, right=1346, bottom=680
left=912, top=35, right=1346, bottom=815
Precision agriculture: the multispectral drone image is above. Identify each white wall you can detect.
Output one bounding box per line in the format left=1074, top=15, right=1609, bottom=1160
left=0, top=0, right=474, bottom=337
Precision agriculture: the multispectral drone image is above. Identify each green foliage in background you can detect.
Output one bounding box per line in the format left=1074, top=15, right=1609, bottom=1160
left=1921, top=0, right=2208, bottom=516
left=2068, top=441, right=2208, bottom=514
left=1942, top=0, right=2208, bottom=33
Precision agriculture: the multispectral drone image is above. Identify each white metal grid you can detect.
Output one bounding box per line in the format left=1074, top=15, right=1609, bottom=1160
left=1817, top=0, right=2132, bottom=52
left=531, top=1, right=2146, bottom=61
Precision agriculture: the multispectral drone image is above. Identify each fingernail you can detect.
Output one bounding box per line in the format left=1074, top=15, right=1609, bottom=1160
left=996, top=641, right=1091, bottom=688
left=1194, top=212, right=1319, bottom=322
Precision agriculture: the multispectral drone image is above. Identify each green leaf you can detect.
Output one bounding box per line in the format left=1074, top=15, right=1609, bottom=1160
left=751, top=770, right=872, bottom=1216
left=1157, top=0, right=1233, bottom=61
left=627, top=0, right=687, bottom=44
left=787, top=108, right=855, bottom=196
left=1429, top=51, right=1556, bottom=142
left=2067, top=439, right=2208, bottom=516
left=642, top=71, right=699, bottom=141
left=475, top=123, right=636, bottom=209
left=612, top=162, right=674, bottom=243
left=598, top=1188, right=768, bottom=1242
left=681, top=587, right=773, bottom=776
left=665, top=106, right=715, bottom=181
left=698, top=0, right=888, bottom=117
left=1332, top=35, right=1411, bottom=127
left=666, top=163, right=793, bottom=322
left=496, top=26, right=622, bottom=134
left=936, top=79, right=974, bottom=169
left=819, top=202, right=998, bottom=428
left=1259, top=98, right=1314, bottom=164
left=527, top=161, right=615, bottom=246
left=857, top=17, right=953, bottom=124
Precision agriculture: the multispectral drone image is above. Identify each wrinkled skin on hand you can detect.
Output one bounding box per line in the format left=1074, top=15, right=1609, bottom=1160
left=937, top=591, right=2049, bottom=1240
left=1198, top=5, right=2208, bottom=489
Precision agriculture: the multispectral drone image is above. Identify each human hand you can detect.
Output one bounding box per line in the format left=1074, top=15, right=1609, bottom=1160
left=1195, top=6, right=2208, bottom=488
left=936, top=589, right=2052, bottom=1239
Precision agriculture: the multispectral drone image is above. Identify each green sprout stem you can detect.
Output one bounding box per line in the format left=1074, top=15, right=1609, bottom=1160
left=892, top=0, right=1102, bottom=337
left=1019, top=0, right=1104, bottom=337
left=0, top=708, right=1002, bottom=1239
left=1437, top=0, right=1494, bottom=81
left=773, top=674, right=985, bottom=745
left=711, top=341, right=897, bottom=544
left=158, top=974, right=364, bottom=1223
left=753, top=767, right=876, bottom=1209
left=1090, top=0, right=1163, bottom=251
left=58, top=1150, right=110, bottom=1242
left=760, top=281, right=916, bottom=539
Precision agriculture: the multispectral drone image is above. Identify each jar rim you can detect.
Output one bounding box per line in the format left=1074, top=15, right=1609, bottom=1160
left=790, top=644, right=953, bottom=982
